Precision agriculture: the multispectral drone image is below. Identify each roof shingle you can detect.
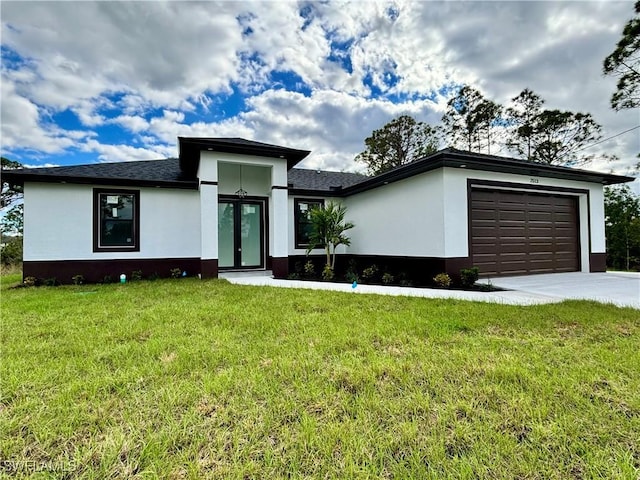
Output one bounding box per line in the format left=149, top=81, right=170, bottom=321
left=287, top=168, right=369, bottom=192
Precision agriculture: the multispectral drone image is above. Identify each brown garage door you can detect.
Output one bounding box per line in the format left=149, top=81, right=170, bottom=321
left=470, top=189, right=579, bottom=276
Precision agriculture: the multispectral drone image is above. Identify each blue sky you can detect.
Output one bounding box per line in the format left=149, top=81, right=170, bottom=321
left=1, top=1, right=638, bottom=178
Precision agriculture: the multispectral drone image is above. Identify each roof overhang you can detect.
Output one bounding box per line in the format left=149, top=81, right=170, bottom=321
left=341, top=149, right=635, bottom=196
left=1, top=170, right=198, bottom=190
left=178, top=137, right=311, bottom=177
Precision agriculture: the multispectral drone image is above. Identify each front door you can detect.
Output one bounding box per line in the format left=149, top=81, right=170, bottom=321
left=218, top=199, right=265, bottom=269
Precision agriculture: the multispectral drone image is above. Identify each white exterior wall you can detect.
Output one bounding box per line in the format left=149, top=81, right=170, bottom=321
left=344, top=170, right=445, bottom=257
left=588, top=187, right=606, bottom=252
left=23, top=182, right=200, bottom=261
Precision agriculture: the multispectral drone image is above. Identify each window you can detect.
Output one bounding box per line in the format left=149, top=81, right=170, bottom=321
left=93, top=189, right=140, bottom=252
left=294, top=198, right=324, bottom=248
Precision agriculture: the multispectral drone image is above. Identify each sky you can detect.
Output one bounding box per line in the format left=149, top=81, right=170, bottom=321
left=1, top=0, right=639, bottom=181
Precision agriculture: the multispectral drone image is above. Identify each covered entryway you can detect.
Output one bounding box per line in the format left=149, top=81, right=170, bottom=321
left=218, top=198, right=266, bottom=270
left=470, top=188, right=580, bottom=276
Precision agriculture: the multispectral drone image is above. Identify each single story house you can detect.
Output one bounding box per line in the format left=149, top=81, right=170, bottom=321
left=2, top=137, right=633, bottom=284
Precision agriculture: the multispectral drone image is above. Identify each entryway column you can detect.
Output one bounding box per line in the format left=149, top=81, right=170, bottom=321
left=271, top=164, right=289, bottom=278
left=200, top=181, right=219, bottom=278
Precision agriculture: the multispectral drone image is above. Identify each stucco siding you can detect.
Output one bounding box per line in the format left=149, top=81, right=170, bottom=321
left=23, top=182, right=200, bottom=261
left=344, top=170, right=445, bottom=257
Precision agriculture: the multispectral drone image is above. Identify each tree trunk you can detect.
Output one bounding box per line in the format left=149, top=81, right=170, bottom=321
left=325, top=245, right=331, bottom=270
left=626, top=237, right=630, bottom=271
left=330, top=244, right=336, bottom=270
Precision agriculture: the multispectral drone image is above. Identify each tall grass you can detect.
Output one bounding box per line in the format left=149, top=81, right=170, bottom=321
left=1, top=278, right=639, bottom=478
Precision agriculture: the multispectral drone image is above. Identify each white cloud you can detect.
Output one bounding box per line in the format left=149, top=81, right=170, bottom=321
left=23, top=163, right=60, bottom=169
left=0, top=0, right=637, bottom=176
left=111, top=115, right=150, bottom=134
left=81, top=139, right=175, bottom=163
left=0, top=77, right=92, bottom=154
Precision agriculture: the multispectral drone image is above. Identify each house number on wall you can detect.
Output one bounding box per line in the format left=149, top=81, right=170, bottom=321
left=530, top=178, right=539, bottom=184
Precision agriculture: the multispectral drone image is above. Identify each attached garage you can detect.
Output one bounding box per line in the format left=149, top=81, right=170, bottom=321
left=470, top=188, right=580, bottom=276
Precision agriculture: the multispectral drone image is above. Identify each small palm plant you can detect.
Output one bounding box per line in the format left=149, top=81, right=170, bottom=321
left=306, top=201, right=355, bottom=274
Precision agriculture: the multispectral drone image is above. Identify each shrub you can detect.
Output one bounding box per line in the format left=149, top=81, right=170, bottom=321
left=0, top=237, right=23, bottom=265
left=43, top=277, right=58, bottom=287
left=102, top=275, right=113, bottom=284
left=345, top=270, right=359, bottom=283
left=71, top=275, right=85, bottom=285
left=287, top=273, right=301, bottom=280
left=321, top=264, right=334, bottom=281
left=382, top=272, right=395, bottom=285
left=397, top=273, right=413, bottom=287
left=460, top=267, right=480, bottom=288
left=433, top=273, right=452, bottom=288
left=345, top=259, right=359, bottom=283
left=148, top=272, right=160, bottom=281
left=170, top=268, right=182, bottom=279
left=361, top=264, right=379, bottom=282
left=23, top=276, right=37, bottom=287
left=303, top=260, right=315, bottom=277
left=131, top=270, right=143, bottom=281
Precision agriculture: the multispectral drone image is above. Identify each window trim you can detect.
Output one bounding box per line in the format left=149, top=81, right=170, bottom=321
left=93, top=188, right=140, bottom=252
left=294, top=198, right=324, bottom=249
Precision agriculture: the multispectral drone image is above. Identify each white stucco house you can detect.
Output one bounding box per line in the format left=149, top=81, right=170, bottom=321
left=2, top=137, right=633, bottom=284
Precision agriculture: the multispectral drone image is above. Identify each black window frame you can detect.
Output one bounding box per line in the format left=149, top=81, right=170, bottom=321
left=93, top=188, right=140, bottom=252
left=294, top=198, right=324, bottom=249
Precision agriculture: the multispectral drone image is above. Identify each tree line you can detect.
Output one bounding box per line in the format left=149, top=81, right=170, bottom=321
left=355, top=87, right=607, bottom=177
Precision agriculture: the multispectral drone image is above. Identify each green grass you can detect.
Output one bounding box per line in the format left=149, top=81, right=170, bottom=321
left=1, top=277, right=639, bottom=479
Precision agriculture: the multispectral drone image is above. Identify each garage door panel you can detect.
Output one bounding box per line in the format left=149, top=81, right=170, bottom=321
left=551, top=213, right=574, bottom=221
left=500, top=245, right=529, bottom=255
left=501, top=229, right=527, bottom=237
left=529, top=243, right=554, bottom=252
left=471, top=189, right=579, bottom=276
left=499, top=211, right=526, bottom=221
left=529, top=212, right=553, bottom=222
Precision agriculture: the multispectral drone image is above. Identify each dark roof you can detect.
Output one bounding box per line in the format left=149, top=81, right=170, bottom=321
left=1, top=158, right=197, bottom=189
left=178, top=137, right=310, bottom=175
left=338, top=148, right=635, bottom=195
left=1, top=158, right=369, bottom=193
left=2, top=147, right=633, bottom=193
left=287, top=168, right=369, bottom=194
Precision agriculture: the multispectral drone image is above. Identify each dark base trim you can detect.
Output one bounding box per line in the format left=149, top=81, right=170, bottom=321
left=288, top=254, right=472, bottom=285
left=589, top=253, right=607, bottom=272
left=271, top=257, right=289, bottom=279
left=23, top=258, right=202, bottom=284
left=200, top=259, right=219, bottom=279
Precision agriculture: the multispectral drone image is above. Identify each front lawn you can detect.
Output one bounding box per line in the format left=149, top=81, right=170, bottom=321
left=1, top=277, right=639, bottom=478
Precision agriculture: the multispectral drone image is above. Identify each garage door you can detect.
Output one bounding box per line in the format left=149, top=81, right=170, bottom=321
left=470, top=189, right=579, bottom=276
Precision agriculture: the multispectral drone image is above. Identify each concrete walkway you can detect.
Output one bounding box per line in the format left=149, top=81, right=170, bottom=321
left=220, top=270, right=640, bottom=309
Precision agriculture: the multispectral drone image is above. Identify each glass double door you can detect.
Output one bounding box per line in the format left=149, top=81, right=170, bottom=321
left=218, top=199, right=264, bottom=269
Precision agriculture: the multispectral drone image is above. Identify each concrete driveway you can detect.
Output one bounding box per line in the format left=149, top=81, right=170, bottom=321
left=481, top=272, right=640, bottom=309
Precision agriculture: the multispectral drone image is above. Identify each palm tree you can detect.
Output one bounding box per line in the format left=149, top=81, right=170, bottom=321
left=306, top=201, right=355, bottom=272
